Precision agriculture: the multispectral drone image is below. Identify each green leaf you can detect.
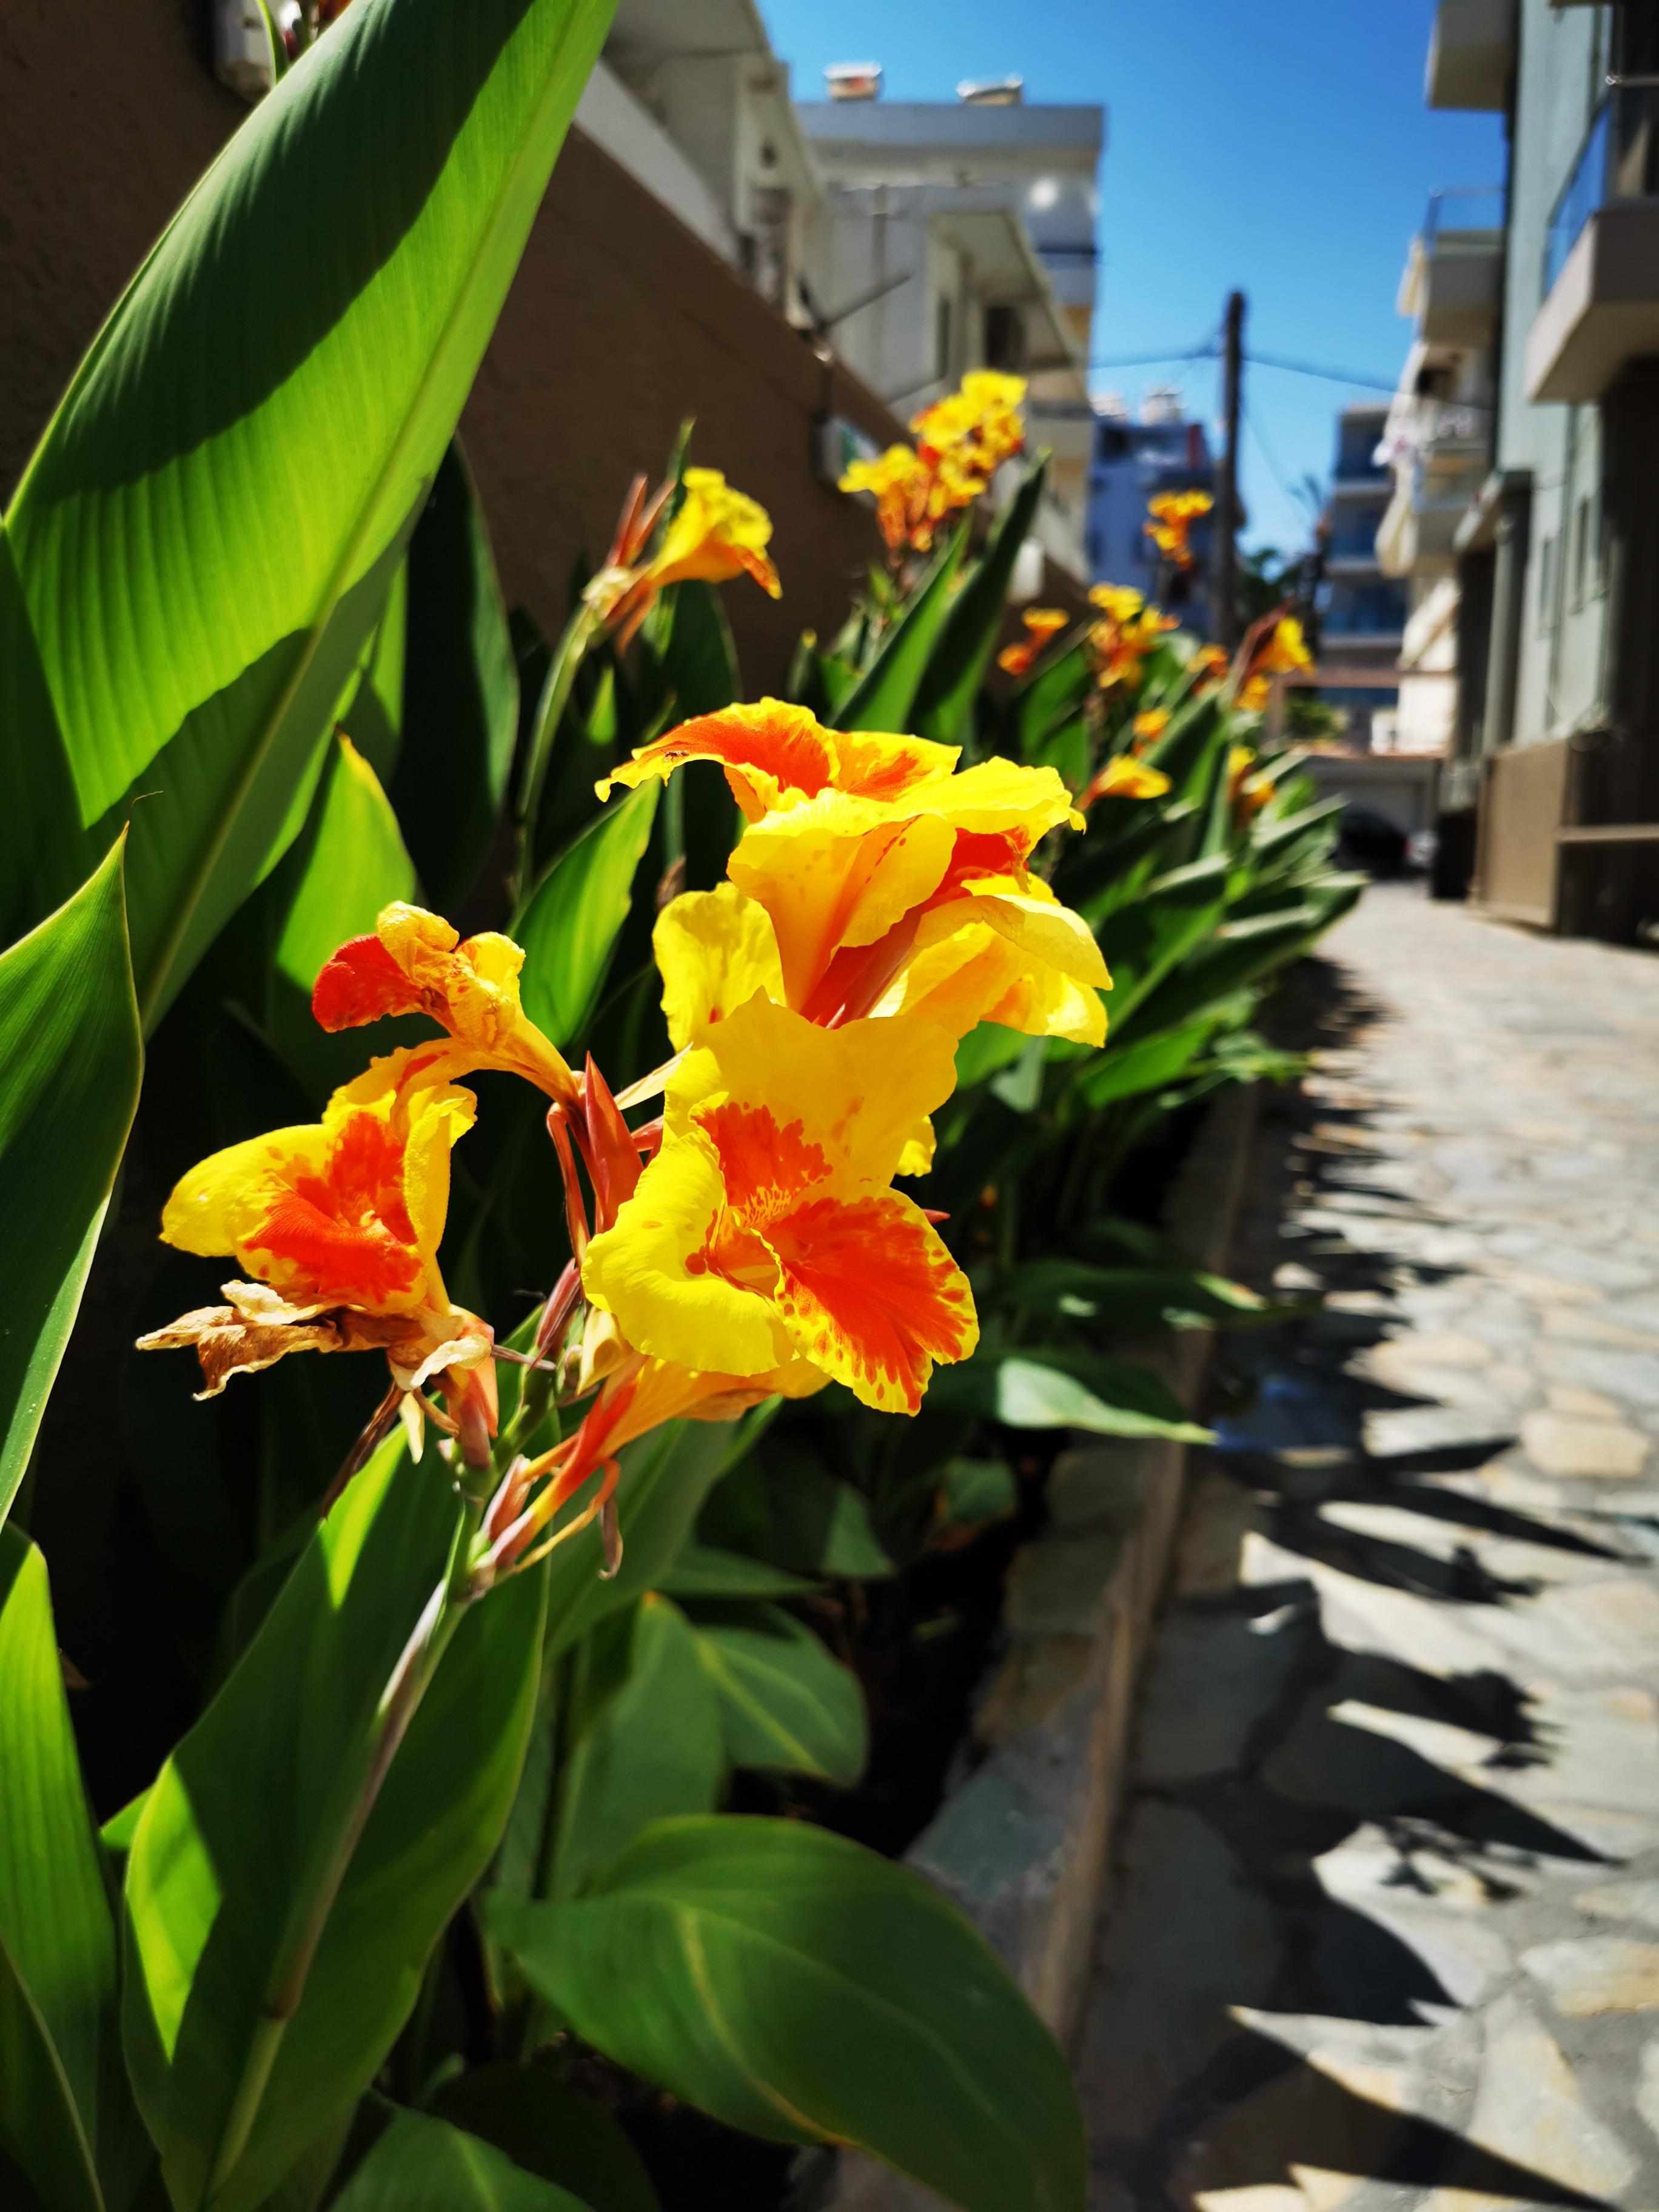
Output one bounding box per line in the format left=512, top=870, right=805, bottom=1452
left=1, top=0, right=615, bottom=1024
left=658, top=581, right=740, bottom=720
left=832, top=525, right=968, bottom=733
left=997, top=1261, right=1268, bottom=1332
left=515, top=783, right=659, bottom=1050
left=332, top=2108, right=591, bottom=2212
left=759, top=1455, right=896, bottom=1581
left=0, top=1529, right=144, bottom=2212
left=337, top=563, right=407, bottom=783
left=554, top=1597, right=723, bottom=1897
left=1095, top=853, right=1229, bottom=1029
left=268, top=736, right=417, bottom=1076
left=692, top=1607, right=867, bottom=1785
left=390, top=442, right=520, bottom=912
left=121, top=1442, right=549, bottom=2212
left=0, top=842, right=141, bottom=1530
left=490, top=1816, right=1086, bottom=2212
left=936, top=1456, right=1019, bottom=1533
left=1071, top=1015, right=1213, bottom=1110
left=930, top=1347, right=1210, bottom=1443
left=913, top=460, right=1049, bottom=745
left=654, top=1545, right=816, bottom=1601
left=1009, top=638, right=1091, bottom=762
left=1121, top=903, right=1330, bottom=1041
left=951, top=1020, right=1031, bottom=1093
left=431, top=2070, right=659, bottom=2212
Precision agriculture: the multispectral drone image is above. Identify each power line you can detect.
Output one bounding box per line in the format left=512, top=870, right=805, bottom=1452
left=1087, top=343, right=1218, bottom=369
left=1246, top=349, right=1401, bottom=394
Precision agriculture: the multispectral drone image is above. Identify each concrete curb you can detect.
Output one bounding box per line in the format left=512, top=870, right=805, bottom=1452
left=826, top=1082, right=1262, bottom=2212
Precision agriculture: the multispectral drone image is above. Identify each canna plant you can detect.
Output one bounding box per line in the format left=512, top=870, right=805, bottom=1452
left=0, top=2, right=1362, bottom=2207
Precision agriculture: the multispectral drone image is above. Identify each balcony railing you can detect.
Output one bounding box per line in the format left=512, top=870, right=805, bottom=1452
left=1545, top=83, right=1659, bottom=296
left=1423, top=184, right=1505, bottom=247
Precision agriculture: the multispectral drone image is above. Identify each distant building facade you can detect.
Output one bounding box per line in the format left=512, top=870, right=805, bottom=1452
left=795, top=79, right=1103, bottom=573
left=1318, top=404, right=1407, bottom=751
left=1414, top=0, right=1659, bottom=933
left=1085, top=389, right=1215, bottom=632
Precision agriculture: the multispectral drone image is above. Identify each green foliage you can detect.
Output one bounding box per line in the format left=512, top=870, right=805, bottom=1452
left=515, top=783, right=660, bottom=1049
left=0, top=843, right=141, bottom=1530
left=692, top=1605, right=868, bottom=1785
left=332, top=2106, right=592, bottom=2212
left=1, top=0, right=615, bottom=1028
left=491, top=1817, right=1087, bottom=2212
left=0, top=1529, right=144, bottom=2212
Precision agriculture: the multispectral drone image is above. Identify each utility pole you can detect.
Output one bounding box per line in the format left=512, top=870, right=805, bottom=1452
left=1215, top=289, right=1245, bottom=652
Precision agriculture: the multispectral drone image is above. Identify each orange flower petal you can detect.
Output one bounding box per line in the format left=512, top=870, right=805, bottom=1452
left=765, top=1187, right=977, bottom=1415
left=312, top=934, right=418, bottom=1031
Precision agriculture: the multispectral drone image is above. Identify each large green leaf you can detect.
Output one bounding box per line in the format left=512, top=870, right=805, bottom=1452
left=654, top=1546, right=815, bottom=1601
left=553, top=1597, right=723, bottom=1897
left=1119, top=903, right=1331, bottom=1041
left=431, top=2071, right=658, bottom=2212
left=515, top=783, right=660, bottom=1050
left=831, top=525, right=968, bottom=734
left=997, top=1260, right=1269, bottom=1332
left=1071, top=1014, right=1213, bottom=1110
left=0, top=1529, right=144, bottom=2212
left=929, top=1346, right=1210, bottom=1443
left=913, top=460, right=1048, bottom=745
left=333, top=2108, right=591, bottom=2212
left=491, top=1816, right=1086, bottom=2212
left=272, top=735, right=417, bottom=1007
left=121, top=1441, right=549, bottom=2212
left=390, top=442, right=520, bottom=912
left=0, top=843, right=141, bottom=1530
left=0, top=0, right=615, bottom=1024
left=692, top=1608, right=868, bottom=1785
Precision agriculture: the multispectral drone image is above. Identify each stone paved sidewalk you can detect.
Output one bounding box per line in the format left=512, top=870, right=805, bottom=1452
left=1075, top=883, right=1659, bottom=2212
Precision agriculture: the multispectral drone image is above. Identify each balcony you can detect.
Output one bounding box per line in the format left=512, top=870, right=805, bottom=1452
left=1526, top=85, right=1659, bottom=402
left=1426, top=0, right=1516, bottom=113
left=1401, top=190, right=1504, bottom=347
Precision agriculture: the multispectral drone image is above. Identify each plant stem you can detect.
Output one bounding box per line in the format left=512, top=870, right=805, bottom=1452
left=511, top=602, right=602, bottom=908
left=206, top=1496, right=483, bottom=2200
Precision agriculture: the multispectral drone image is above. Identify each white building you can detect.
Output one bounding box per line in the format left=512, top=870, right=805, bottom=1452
left=794, top=78, right=1104, bottom=573
left=1085, top=389, right=1215, bottom=629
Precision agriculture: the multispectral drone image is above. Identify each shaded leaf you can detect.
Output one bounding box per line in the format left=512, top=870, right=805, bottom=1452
left=654, top=1546, right=816, bottom=1601
left=515, top=783, right=659, bottom=1050
left=913, top=460, right=1049, bottom=745
left=832, top=526, right=968, bottom=734
left=930, top=1347, right=1210, bottom=1443
left=431, top=2070, right=658, bottom=2212
left=692, top=1607, right=867, bottom=1785
left=491, top=1817, right=1086, bottom=2212
left=332, top=2108, right=591, bottom=2212
left=0, top=842, right=141, bottom=1530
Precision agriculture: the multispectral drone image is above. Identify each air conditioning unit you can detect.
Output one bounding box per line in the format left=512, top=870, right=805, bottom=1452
left=213, top=0, right=275, bottom=103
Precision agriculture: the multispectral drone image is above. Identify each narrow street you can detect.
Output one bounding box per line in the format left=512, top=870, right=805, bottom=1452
left=1077, top=882, right=1659, bottom=2212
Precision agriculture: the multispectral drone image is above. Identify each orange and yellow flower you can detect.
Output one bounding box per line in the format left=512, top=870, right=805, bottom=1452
left=1087, top=584, right=1178, bottom=694
left=138, top=1047, right=495, bottom=1443
left=598, top=700, right=1107, bottom=1048
left=312, top=903, right=577, bottom=1104
left=1132, top=709, right=1170, bottom=748
left=1236, top=614, right=1313, bottom=711
left=1078, top=752, right=1172, bottom=811
left=841, top=372, right=1027, bottom=557
left=997, top=607, right=1070, bottom=678
left=581, top=467, right=780, bottom=646
left=1190, top=643, right=1230, bottom=692
left=1228, top=745, right=1275, bottom=826
left=581, top=995, right=976, bottom=1414
left=1144, top=489, right=1213, bottom=571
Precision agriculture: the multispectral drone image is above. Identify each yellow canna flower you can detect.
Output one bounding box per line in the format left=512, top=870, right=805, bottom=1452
left=581, top=996, right=976, bottom=1414
left=645, top=468, right=781, bottom=598
left=138, top=1048, right=496, bottom=1448
left=997, top=606, right=1070, bottom=678
left=583, top=466, right=782, bottom=646
left=841, top=373, right=1027, bottom=558
left=599, top=702, right=1104, bottom=1046
left=1235, top=613, right=1313, bottom=711
left=1088, top=585, right=1177, bottom=695
left=312, top=903, right=577, bottom=1104
left=1078, top=753, right=1173, bottom=811
left=1190, top=643, right=1230, bottom=693
left=1144, top=489, right=1213, bottom=571
left=1228, top=743, right=1275, bottom=825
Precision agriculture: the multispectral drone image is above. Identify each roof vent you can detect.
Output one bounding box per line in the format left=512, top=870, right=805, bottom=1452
left=957, top=76, right=1024, bottom=106
left=825, top=62, right=882, bottom=101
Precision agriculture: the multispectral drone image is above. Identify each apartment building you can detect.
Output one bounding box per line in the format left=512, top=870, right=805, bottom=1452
left=1421, top=0, right=1659, bottom=934
left=1085, top=390, right=1216, bottom=632
left=1375, top=188, right=1502, bottom=760
left=794, top=78, right=1104, bottom=573
left=1319, top=406, right=1408, bottom=751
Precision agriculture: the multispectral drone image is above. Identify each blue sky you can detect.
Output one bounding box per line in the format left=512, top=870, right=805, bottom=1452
left=759, top=0, right=1504, bottom=552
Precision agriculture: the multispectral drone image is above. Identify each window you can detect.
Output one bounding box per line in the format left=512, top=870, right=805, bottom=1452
left=983, top=303, right=1025, bottom=372
left=1537, top=534, right=1556, bottom=631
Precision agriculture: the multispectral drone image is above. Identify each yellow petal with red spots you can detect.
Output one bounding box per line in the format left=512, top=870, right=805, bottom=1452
left=763, top=1186, right=977, bottom=1414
